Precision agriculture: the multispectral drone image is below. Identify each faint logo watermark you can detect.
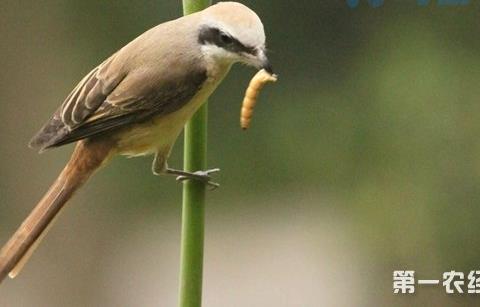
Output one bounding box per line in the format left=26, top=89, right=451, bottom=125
left=393, top=270, right=480, bottom=294
left=346, top=0, right=469, bottom=8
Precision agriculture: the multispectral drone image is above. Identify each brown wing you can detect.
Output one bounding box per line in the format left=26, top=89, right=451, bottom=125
left=29, top=53, right=125, bottom=150
left=30, top=54, right=207, bottom=151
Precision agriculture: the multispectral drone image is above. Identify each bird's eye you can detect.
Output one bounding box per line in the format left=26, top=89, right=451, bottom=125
left=219, top=33, right=233, bottom=45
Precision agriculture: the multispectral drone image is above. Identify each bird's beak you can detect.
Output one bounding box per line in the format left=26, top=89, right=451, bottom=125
left=256, top=49, right=274, bottom=74
left=261, top=57, right=274, bottom=74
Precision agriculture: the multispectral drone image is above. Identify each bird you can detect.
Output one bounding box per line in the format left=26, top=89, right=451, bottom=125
left=0, top=1, right=273, bottom=283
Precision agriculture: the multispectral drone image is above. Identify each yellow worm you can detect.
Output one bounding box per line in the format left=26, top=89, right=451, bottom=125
left=240, top=69, right=277, bottom=130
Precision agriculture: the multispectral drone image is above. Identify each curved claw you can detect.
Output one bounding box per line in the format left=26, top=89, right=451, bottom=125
left=175, top=168, right=221, bottom=189
left=197, top=168, right=221, bottom=176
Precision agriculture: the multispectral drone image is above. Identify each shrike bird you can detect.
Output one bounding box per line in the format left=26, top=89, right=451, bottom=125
left=0, top=1, right=273, bottom=283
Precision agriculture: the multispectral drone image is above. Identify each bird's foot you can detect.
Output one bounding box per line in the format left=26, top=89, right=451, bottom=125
left=166, top=168, right=220, bottom=190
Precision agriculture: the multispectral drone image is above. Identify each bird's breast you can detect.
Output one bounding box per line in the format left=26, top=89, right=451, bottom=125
left=115, top=65, right=230, bottom=157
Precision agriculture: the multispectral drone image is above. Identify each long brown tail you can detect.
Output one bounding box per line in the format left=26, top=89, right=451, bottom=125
left=0, top=139, right=112, bottom=283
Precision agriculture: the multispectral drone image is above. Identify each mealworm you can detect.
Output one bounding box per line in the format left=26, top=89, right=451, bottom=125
left=240, top=69, right=277, bottom=130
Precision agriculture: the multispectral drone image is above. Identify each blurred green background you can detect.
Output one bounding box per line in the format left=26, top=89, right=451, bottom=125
left=1, top=1, right=480, bottom=306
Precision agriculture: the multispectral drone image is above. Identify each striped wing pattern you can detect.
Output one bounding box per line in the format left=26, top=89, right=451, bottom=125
left=29, top=54, right=207, bottom=151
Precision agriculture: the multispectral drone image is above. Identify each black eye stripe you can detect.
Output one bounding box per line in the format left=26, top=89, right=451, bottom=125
left=198, top=26, right=256, bottom=55
left=219, top=33, right=233, bottom=44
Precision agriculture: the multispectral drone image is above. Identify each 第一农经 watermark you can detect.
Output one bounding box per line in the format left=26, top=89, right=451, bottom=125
left=346, top=0, right=469, bottom=8
left=393, top=270, right=480, bottom=294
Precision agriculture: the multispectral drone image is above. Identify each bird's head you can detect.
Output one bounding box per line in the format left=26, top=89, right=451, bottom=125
left=198, top=2, right=273, bottom=74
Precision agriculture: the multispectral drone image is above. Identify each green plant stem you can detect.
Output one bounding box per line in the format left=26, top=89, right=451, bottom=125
left=179, top=1, right=211, bottom=307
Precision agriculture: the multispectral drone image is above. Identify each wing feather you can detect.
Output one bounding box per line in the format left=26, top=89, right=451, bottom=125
left=29, top=53, right=207, bottom=151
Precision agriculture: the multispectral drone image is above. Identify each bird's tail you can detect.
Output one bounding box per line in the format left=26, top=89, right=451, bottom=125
left=0, top=139, right=112, bottom=283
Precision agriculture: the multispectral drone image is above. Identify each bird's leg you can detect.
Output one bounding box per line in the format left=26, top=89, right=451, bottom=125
left=152, top=152, right=167, bottom=176
left=152, top=152, right=220, bottom=189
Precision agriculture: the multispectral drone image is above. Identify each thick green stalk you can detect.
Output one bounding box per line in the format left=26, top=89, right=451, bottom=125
left=179, top=1, right=211, bottom=307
